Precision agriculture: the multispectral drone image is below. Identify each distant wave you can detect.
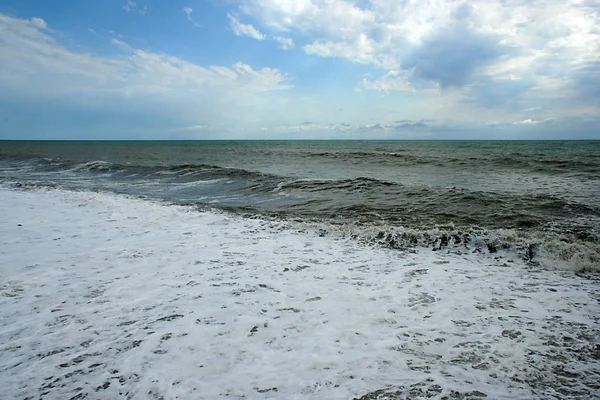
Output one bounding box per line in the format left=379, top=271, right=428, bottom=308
left=57, top=160, right=278, bottom=181
left=302, top=150, right=600, bottom=174
left=273, top=176, right=396, bottom=192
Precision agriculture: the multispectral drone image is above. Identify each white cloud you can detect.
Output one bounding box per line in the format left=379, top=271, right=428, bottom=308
left=362, top=71, right=414, bottom=92
left=183, top=7, right=201, bottom=27
left=123, top=1, right=146, bottom=15
left=30, top=17, right=46, bottom=29
left=0, top=14, right=289, bottom=95
left=515, top=119, right=537, bottom=125
left=110, top=38, right=130, bottom=50
left=232, top=62, right=291, bottom=92
left=2, top=5, right=598, bottom=139
left=303, top=33, right=387, bottom=67
left=0, top=13, right=290, bottom=132
left=228, top=13, right=266, bottom=41
left=525, top=107, right=542, bottom=113
left=237, top=0, right=600, bottom=119
left=273, top=36, right=294, bottom=50
left=177, top=124, right=211, bottom=132
left=488, top=117, right=558, bottom=128
left=391, top=120, right=431, bottom=130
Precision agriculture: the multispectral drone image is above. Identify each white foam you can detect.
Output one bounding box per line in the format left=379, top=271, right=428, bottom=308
left=1, top=187, right=598, bottom=399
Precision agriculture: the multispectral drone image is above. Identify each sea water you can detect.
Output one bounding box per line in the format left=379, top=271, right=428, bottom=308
left=1, top=140, right=598, bottom=270
left=1, top=141, right=600, bottom=399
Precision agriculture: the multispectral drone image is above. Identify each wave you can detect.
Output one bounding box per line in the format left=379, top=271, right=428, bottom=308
left=70, top=160, right=116, bottom=172
left=4, top=148, right=600, bottom=183
left=180, top=198, right=600, bottom=273
left=274, top=176, right=395, bottom=192
left=271, top=180, right=599, bottom=224
left=302, top=150, right=600, bottom=174
left=291, top=220, right=600, bottom=273
left=0, top=153, right=279, bottom=180
left=59, top=160, right=277, bottom=182
left=3, top=150, right=599, bottom=273
left=4, top=154, right=598, bottom=224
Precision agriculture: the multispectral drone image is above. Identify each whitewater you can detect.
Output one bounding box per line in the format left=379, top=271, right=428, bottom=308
left=1, top=187, right=599, bottom=399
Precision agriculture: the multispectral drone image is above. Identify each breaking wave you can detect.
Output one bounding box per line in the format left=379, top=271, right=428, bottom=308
left=2, top=143, right=599, bottom=273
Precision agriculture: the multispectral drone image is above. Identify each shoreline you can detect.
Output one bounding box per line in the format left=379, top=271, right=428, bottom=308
left=1, top=187, right=599, bottom=399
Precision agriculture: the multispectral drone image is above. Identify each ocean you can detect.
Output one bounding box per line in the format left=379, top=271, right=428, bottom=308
left=1, top=140, right=599, bottom=271
left=2, top=140, right=600, bottom=399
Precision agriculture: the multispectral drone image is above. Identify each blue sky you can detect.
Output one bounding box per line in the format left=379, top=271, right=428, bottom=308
left=0, top=0, right=599, bottom=140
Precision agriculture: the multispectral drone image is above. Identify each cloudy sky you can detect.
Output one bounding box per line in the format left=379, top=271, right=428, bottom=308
left=0, top=0, right=599, bottom=139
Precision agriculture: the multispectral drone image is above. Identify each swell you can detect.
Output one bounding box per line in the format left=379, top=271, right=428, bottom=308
left=305, top=150, right=600, bottom=175
left=4, top=153, right=599, bottom=232
left=3, top=151, right=600, bottom=272
left=273, top=177, right=395, bottom=192
left=269, top=179, right=600, bottom=228
left=71, top=161, right=278, bottom=181
left=187, top=199, right=600, bottom=273
left=0, top=154, right=278, bottom=182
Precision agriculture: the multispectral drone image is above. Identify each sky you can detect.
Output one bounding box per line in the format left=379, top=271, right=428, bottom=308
left=0, top=0, right=599, bottom=140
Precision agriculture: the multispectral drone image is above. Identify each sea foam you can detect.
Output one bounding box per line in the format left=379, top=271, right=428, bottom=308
left=1, top=187, right=599, bottom=399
